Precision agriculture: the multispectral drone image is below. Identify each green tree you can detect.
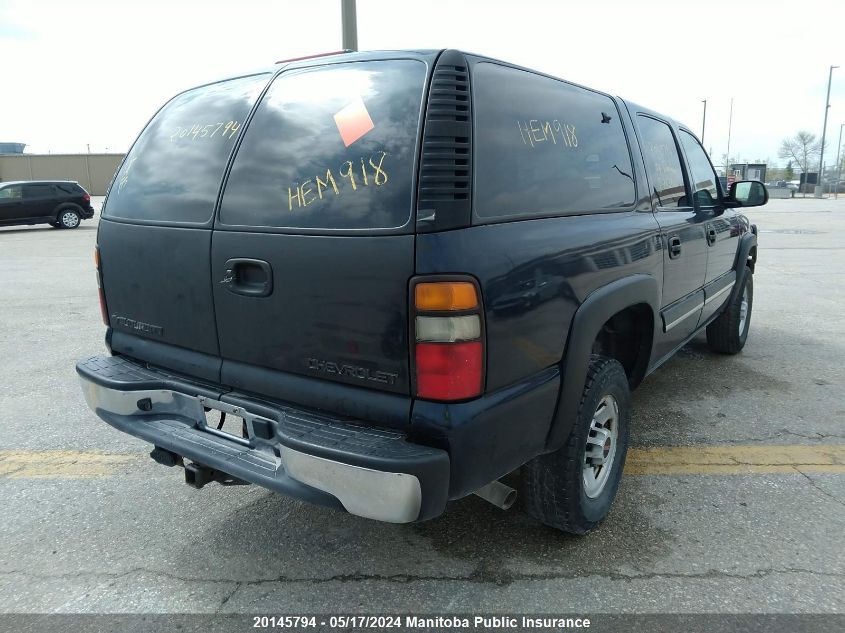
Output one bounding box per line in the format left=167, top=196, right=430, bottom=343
left=763, top=158, right=781, bottom=181
left=784, top=160, right=794, bottom=181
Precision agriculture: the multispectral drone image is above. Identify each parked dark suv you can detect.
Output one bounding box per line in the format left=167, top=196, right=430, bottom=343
left=76, top=50, right=766, bottom=533
left=0, top=180, right=95, bottom=229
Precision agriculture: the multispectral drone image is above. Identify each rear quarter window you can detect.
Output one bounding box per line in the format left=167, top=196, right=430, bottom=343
left=219, top=60, right=426, bottom=231
left=56, top=183, right=80, bottom=195
left=104, top=74, right=269, bottom=224
left=473, top=63, right=636, bottom=221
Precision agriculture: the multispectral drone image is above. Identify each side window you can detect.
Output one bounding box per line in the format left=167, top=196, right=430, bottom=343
left=636, top=116, right=689, bottom=208
left=679, top=130, right=720, bottom=208
left=0, top=185, right=22, bottom=199
left=473, top=63, right=636, bottom=221
left=23, top=184, right=54, bottom=198
left=104, top=74, right=269, bottom=224
left=56, top=184, right=78, bottom=195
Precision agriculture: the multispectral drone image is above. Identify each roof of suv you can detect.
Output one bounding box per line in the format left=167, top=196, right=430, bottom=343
left=197, top=49, right=690, bottom=153
left=0, top=180, right=81, bottom=187
left=266, top=49, right=678, bottom=126
left=208, top=48, right=626, bottom=109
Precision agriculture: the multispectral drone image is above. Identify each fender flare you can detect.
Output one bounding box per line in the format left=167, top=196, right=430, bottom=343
left=727, top=232, right=757, bottom=305
left=545, top=274, right=660, bottom=452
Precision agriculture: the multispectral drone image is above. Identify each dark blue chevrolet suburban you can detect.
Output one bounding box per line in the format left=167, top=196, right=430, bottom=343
left=76, top=49, right=765, bottom=533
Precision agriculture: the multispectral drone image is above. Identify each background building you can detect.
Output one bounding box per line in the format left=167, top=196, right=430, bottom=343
left=0, top=152, right=124, bottom=195
left=0, top=142, right=27, bottom=154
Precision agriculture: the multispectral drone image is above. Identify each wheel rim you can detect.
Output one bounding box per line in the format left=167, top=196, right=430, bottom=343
left=738, top=286, right=749, bottom=336
left=62, top=211, right=79, bottom=227
left=582, top=394, right=619, bottom=499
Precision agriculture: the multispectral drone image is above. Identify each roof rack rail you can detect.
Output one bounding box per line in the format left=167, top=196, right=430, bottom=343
left=275, top=50, right=352, bottom=64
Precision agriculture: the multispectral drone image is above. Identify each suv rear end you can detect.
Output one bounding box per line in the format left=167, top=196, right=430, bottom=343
left=80, top=51, right=461, bottom=522
left=54, top=181, right=95, bottom=227
left=78, top=49, right=632, bottom=525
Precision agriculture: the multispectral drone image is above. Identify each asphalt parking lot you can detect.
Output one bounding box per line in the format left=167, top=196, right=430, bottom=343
left=0, top=196, right=843, bottom=615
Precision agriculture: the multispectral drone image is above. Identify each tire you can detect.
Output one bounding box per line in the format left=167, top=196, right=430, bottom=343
left=706, top=269, right=753, bottom=354
left=57, top=208, right=81, bottom=229
left=522, top=355, right=631, bottom=534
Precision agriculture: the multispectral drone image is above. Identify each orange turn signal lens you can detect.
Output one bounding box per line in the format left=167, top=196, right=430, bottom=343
left=415, top=282, right=478, bottom=311
left=94, top=247, right=100, bottom=270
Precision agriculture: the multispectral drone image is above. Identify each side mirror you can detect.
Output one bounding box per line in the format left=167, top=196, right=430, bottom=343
left=727, top=180, right=769, bottom=207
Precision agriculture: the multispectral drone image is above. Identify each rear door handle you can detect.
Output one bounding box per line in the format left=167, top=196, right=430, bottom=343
left=707, top=226, right=717, bottom=246
left=668, top=235, right=682, bottom=258
left=221, top=258, right=273, bottom=297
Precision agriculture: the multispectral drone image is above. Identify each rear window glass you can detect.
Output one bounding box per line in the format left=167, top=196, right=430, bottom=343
left=220, top=60, right=426, bottom=230
left=104, top=74, right=269, bottom=223
left=56, top=183, right=81, bottom=195
left=473, top=63, right=636, bottom=221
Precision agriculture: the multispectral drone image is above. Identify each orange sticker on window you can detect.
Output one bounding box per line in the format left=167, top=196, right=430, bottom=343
left=334, top=97, right=375, bottom=147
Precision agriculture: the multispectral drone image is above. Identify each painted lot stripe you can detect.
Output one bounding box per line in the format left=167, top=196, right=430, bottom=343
left=0, top=446, right=843, bottom=479
left=625, top=445, right=845, bottom=475
left=0, top=451, right=137, bottom=479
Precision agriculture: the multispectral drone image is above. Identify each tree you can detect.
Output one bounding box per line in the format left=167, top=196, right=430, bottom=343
left=779, top=131, right=822, bottom=193
left=784, top=160, right=794, bottom=181
left=778, top=131, right=821, bottom=175
left=720, top=154, right=739, bottom=174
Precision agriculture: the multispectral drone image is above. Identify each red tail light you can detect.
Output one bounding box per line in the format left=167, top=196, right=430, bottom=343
left=412, top=279, right=484, bottom=401
left=94, top=246, right=109, bottom=326
left=83, top=194, right=91, bottom=202
left=415, top=342, right=482, bottom=400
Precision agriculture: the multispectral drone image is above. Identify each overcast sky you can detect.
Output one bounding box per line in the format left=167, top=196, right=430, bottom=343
left=1, top=0, right=843, bottom=168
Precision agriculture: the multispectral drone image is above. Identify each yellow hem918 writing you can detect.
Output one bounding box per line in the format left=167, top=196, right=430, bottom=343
left=517, top=119, right=578, bottom=149
left=288, top=151, right=388, bottom=211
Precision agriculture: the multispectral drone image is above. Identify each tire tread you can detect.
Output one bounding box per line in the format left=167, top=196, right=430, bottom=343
left=706, top=270, right=752, bottom=354
left=522, top=355, right=629, bottom=534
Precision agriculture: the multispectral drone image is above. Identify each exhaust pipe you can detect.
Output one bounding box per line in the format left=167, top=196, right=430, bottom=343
left=474, top=480, right=517, bottom=510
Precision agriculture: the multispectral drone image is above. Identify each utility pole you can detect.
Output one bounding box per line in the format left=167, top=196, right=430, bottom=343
left=815, top=65, right=838, bottom=197
left=701, top=100, right=707, bottom=143
left=341, top=0, right=358, bottom=51
left=725, top=97, right=733, bottom=180
left=835, top=123, right=843, bottom=199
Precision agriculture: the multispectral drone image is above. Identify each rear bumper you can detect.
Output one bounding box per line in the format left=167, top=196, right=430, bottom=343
left=80, top=208, right=95, bottom=219
left=76, top=355, right=449, bottom=523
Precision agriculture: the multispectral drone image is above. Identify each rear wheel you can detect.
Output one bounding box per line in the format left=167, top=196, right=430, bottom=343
left=706, top=270, right=753, bottom=354
left=58, top=209, right=81, bottom=229
left=522, top=355, right=630, bottom=534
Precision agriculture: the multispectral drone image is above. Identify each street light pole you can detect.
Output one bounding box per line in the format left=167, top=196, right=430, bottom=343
left=815, top=65, right=838, bottom=197
left=725, top=97, right=733, bottom=180
left=341, top=0, right=358, bottom=51
left=701, top=100, right=707, bottom=143
left=835, top=123, right=843, bottom=199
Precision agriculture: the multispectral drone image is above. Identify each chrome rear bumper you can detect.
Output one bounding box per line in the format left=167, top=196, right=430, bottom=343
left=77, top=355, right=449, bottom=523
